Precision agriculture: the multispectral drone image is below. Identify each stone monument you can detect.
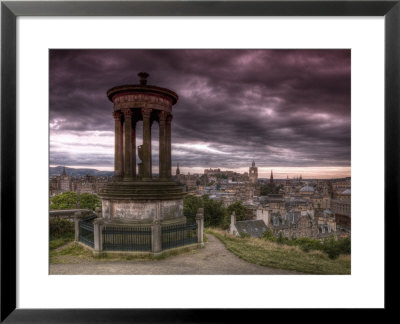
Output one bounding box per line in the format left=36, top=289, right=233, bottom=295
left=98, top=72, right=186, bottom=225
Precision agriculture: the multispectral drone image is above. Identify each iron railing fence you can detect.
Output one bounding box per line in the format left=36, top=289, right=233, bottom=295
left=78, top=215, right=96, bottom=248
left=162, top=222, right=197, bottom=250
left=77, top=213, right=200, bottom=252
left=102, top=225, right=152, bottom=252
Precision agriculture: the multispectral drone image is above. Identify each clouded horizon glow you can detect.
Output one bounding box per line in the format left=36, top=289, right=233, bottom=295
left=50, top=49, right=351, bottom=179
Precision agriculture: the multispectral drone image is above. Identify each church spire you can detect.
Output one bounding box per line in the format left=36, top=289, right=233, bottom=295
left=252, top=160, right=255, bottom=167
left=176, top=163, right=180, bottom=175
left=270, top=169, right=274, bottom=184
left=62, top=166, right=66, bottom=176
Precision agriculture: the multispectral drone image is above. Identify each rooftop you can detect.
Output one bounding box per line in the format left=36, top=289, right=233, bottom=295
left=234, top=220, right=268, bottom=238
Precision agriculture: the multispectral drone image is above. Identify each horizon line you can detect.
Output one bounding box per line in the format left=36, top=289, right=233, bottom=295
left=50, top=165, right=351, bottom=180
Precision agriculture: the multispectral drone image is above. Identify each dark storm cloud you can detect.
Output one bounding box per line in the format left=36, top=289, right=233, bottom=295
left=50, top=49, right=351, bottom=170
left=50, top=151, right=113, bottom=167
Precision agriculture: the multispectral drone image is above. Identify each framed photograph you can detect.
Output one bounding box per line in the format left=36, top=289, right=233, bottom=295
left=1, top=0, right=398, bottom=321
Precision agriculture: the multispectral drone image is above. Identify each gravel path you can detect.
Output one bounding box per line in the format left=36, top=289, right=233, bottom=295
left=50, top=234, right=300, bottom=275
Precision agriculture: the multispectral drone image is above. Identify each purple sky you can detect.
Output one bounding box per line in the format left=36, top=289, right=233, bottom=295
left=49, top=49, right=351, bottom=178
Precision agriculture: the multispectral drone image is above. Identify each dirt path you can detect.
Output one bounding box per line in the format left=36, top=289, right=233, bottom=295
left=50, top=234, right=301, bottom=275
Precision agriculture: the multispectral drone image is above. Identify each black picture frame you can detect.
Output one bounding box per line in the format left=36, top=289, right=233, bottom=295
left=1, top=0, right=398, bottom=322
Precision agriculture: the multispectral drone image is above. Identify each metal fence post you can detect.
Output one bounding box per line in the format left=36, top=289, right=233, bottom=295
left=74, top=211, right=82, bottom=242
left=196, top=208, right=204, bottom=247
left=152, top=219, right=162, bottom=255
left=93, top=218, right=104, bottom=253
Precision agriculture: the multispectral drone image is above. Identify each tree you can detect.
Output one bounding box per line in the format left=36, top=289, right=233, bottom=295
left=260, top=183, right=283, bottom=195
left=260, top=184, right=273, bottom=195
left=184, top=194, right=231, bottom=228
left=183, top=195, right=203, bottom=217
left=227, top=201, right=247, bottom=223
left=262, top=229, right=276, bottom=242
left=79, top=193, right=101, bottom=211
left=50, top=192, right=79, bottom=210
left=202, top=195, right=227, bottom=228
left=199, top=174, right=207, bottom=185
left=49, top=192, right=101, bottom=211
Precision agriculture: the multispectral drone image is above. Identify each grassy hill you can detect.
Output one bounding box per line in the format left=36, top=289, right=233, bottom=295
left=207, top=228, right=351, bottom=275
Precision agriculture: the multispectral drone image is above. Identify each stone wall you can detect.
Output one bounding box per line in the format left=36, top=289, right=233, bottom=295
left=102, top=198, right=184, bottom=223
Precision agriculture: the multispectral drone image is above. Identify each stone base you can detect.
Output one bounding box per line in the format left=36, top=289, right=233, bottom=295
left=98, top=180, right=186, bottom=224
left=102, top=215, right=187, bottom=226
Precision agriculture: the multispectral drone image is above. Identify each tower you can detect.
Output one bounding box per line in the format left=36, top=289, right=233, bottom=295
left=270, top=170, right=274, bottom=184
left=249, top=160, right=258, bottom=183
left=98, top=73, right=186, bottom=225
left=176, top=163, right=180, bottom=175
left=285, top=175, right=290, bottom=194
left=60, top=166, right=71, bottom=192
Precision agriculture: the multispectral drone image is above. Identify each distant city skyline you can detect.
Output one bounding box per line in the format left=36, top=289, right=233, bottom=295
left=49, top=164, right=350, bottom=180
left=50, top=49, right=351, bottom=178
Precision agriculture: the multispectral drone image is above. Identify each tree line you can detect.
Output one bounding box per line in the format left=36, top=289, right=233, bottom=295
left=50, top=192, right=101, bottom=211
left=184, top=195, right=249, bottom=228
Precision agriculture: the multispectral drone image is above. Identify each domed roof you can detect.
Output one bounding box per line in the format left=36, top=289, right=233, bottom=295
left=341, top=188, right=351, bottom=195
left=300, top=185, right=315, bottom=192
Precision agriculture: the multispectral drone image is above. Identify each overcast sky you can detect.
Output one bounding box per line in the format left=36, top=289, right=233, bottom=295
left=50, top=49, right=351, bottom=178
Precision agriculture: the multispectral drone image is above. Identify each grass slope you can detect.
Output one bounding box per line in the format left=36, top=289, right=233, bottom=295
left=207, top=229, right=351, bottom=275
left=49, top=239, right=201, bottom=264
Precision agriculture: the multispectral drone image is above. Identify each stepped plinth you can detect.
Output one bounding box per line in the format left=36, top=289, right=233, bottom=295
left=99, top=180, right=186, bottom=225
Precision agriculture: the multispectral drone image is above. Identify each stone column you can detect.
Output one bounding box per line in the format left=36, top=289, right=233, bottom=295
left=93, top=218, right=104, bottom=254
left=231, top=211, right=236, bottom=226
left=196, top=208, right=204, bottom=247
left=131, top=118, right=137, bottom=178
left=113, top=111, right=124, bottom=178
left=95, top=207, right=101, bottom=218
left=166, top=114, right=173, bottom=179
left=151, top=219, right=162, bottom=255
left=230, top=211, right=236, bottom=235
left=141, top=108, right=152, bottom=180
left=74, top=211, right=82, bottom=242
left=150, top=119, right=153, bottom=177
left=158, top=111, right=168, bottom=180
left=123, top=109, right=133, bottom=179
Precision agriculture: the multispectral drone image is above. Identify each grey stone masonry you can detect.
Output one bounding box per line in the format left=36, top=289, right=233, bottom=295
left=123, top=109, right=133, bottom=179
left=95, top=207, right=101, bottom=218
left=151, top=219, right=162, bottom=254
left=93, top=218, right=104, bottom=252
left=74, top=211, right=82, bottom=242
left=113, top=111, right=123, bottom=178
left=229, top=211, right=236, bottom=236
left=196, top=208, right=204, bottom=246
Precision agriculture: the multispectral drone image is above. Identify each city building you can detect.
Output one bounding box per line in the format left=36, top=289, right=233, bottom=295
left=49, top=169, right=112, bottom=197
left=249, top=160, right=258, bottom=183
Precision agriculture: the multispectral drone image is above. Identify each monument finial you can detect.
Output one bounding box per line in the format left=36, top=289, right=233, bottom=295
left=138, top=72, right=149, bottom=85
